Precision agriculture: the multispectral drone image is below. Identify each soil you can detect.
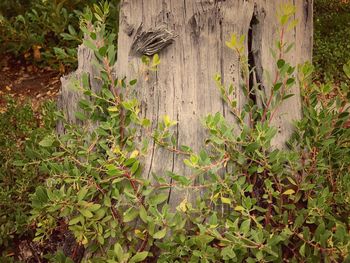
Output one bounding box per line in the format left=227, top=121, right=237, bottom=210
left=0, top=54, right=62, bottom=110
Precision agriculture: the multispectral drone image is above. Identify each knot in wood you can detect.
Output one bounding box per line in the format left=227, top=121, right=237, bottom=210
left=130, top=24, right=176, bottom=56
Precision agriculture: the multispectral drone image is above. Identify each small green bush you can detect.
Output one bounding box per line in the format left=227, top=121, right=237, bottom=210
left=25, top=4, right=349, bottom=262
left=0, top=98, right=56, bottom=252
left=314, top=0, right=350, bottom=83
left=0, top=0, right=119, bottom=69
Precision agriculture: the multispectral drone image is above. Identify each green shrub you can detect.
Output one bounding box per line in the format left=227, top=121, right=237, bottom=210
left=0, top=98, right=56, bottom=252
left=314, top=0, right=350, bottom=83
left=26, top=4, right=350, bottom=262
left=0, top=0, right=119, bottom=69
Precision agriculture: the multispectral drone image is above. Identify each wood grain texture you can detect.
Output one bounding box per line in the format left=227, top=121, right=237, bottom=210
left=114, top=0, right=313, bottom=206
left=57, top=44, right=103, bottom=134
left=59, top=0, right=313, bottom=207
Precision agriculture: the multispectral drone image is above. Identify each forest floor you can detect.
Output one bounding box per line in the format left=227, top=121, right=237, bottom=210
left=0, top=55, right=62, bottom=110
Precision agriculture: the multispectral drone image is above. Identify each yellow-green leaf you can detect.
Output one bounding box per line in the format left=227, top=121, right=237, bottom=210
left=282, top=189, right=295, bottom=195
left=234, top=206, right=245, bottom=211
left=153, top=228, right=167, bottom=239
left=79, top=209, right=93, bottom=218
left=221, top=196, right=231, bottom=205
left=130, top=251, right=148, bottom=263
left=108, top=106, right=119, bottom=112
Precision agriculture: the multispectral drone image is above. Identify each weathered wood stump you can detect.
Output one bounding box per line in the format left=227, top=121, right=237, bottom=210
left=115, top=0, right=313, bottom=206
left=57, top=44, right=103, bottom=134
left=59, top=0, right=313, bottom=207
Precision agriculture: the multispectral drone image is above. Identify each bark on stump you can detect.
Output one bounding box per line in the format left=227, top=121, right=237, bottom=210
left=57, top=44, right=103, bottom=134
left=114, top=0, right=313, bottom=206
left=59, top=0, right=313, bottom=207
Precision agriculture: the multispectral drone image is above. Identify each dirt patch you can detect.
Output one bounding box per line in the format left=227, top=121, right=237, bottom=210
left=0, top=54, right=62, bottom=110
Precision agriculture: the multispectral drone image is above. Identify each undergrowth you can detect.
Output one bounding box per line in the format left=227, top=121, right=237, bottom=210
left=314, top=0, right=350, bottom=83
left=25, top=3, right=350, bottom=262
left=0, top=0, right=119, bottom=70
left=0, top=98, right=56, bottom=253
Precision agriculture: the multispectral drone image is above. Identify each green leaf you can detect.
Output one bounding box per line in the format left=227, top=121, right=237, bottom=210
left=39, top=135, right=55, bottom=147
left=98, top=46, right=108, bottom=57
left=108, top=106, right=119, bottom=112
left=35, top=187, right=48, bottom=203
left=142, top=55, right=150, bottom=65
left=273, top=82, right=283, bottom=91
left=123, top=208, right=139, bottom=223
left=234, top=206, right=245, bottom=211
left=131, top=161, right=140, bottom=175
left=106, top=164, right=123, bottom=176
left=104, top=196, right=111, bottom=207
left=83, top=39, right=97, bottom=51
left=88, top=203, right=101, bottom=212
left=129, top=79, right=137, bottom=86
left=130, top=252, right=148, bottom=263
left=299, top=243, right=306, bottom=257
left=246, top=142, right=259, bottom=153
left=280, top=15, right=289, bottom=26
left=344, top=61, right=350, bottom=79
left=221, top=246, right=236, bottom=260
left=152, top=54, right=160, bottom=67
left=167, top=172, right=191, bottom=186
left=148, top=193, right=168, bottom=206
left=197, top=234, right=215, bottom=245
left=97, top=235, right=104, bottom=245
left=102, top=88, right=115, bottom=100
left=163, top=115, right=177, bottom=127
left=114, top=243, right=125, bottom=262
left=282, top=189, right=295, bottom=195
left=257, top=166, right=264, bottom=173
left=139, top=206, right=148, bottom=223
left=221, top=196, right=231, bottom=205
left=240, top=219, right=251, bottom=235
left=286, top=78, right=295, bottom=86
left=75, top=111, right=87, bottom=121
left=226, top=34, right=237, bottom=49
left=284, top=43, right=295, bottom=53
left=153, top=228, right=167, bottom=239
left=77, top=187, right=88, bottom=202
left=142, top=118, right=151, bottom=127
left=79, top=209, right=93, bottom=218
left=277, top=59, right=285, bottom=69
left=283, top=94, right=294, bottom=100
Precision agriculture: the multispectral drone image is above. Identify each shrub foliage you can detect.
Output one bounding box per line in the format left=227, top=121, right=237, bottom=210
left=0, top=0, right=119, bottom=68
left=0, top=99, right=56, bottom=250
left=22, top=3, right=350, bottom=262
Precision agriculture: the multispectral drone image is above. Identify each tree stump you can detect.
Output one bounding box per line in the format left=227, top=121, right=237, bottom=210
left=58, top=0, right=313, bottom=207
left=113, top=0, right=313, bottom=206
left=57, top=44, right=103, bottom=134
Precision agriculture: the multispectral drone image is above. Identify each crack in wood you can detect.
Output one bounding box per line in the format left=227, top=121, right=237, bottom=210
left=248, top=4, right=265, bottom=115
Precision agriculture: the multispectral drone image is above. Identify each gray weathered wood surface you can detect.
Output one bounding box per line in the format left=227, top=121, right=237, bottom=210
left=57, top=44, right=103, bottom=134
left=114, top=0, right=313, bottom=206
left=59, top=0, right=313, bottom=207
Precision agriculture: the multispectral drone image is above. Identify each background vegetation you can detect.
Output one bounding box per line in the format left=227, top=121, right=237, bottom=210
left=313, top=0, right=350, bottom=83
left=0, top=0, right=119, bottom=70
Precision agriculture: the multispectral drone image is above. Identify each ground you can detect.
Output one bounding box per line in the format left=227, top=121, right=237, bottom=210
left=0, top=55, right=61, bottom=110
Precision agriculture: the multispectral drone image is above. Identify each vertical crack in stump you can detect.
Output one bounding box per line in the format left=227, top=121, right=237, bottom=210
left=247, top=5, right=265, bottom=117
left=248, top=13, right=258, bottom=107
